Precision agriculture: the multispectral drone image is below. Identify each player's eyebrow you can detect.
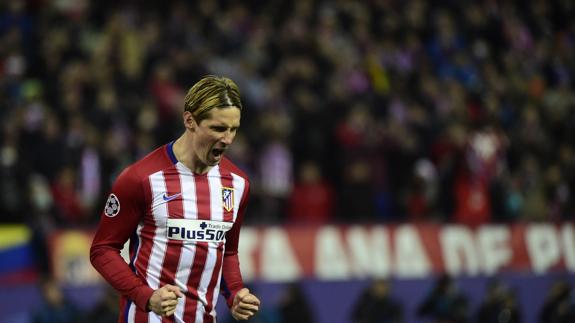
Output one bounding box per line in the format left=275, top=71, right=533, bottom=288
left=210, top=121, right=240, bottom=128
left=210, top=124, right=240, bottom=130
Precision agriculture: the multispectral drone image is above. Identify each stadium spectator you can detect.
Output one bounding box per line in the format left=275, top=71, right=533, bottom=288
left=403, top=158, right=438, bottom=222
left=31, top=278, right=80, bottom=323
left=287, top=160, right=335, bottom=224
left=477, top=280, right=520, bottom=323
left=417, top=274, right=469, bottom=323
left=83, top=285, right=120, bottom=323
left=0, top=122, right=29, bottom=223
left=50, top=166, right=87, bottom=225
left=1, top=1, right=575, bottom=225
left=256, top=135, right=293, bottom=223
left=351, top=279, right=403, bottom=323
left=338, top=159, right=377, bottom=222
left=539, top=281, right=575, bottom=323
left=277, top=282, right=315, bottom=323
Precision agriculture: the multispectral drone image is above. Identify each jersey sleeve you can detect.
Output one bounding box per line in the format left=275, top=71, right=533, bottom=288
left=90, top=166, right=154, bottom=311
left=221, top=182, right=250, bottom=308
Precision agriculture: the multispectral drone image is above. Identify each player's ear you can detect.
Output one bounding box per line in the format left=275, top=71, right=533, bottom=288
left=183, top=111, right=196, bottom=131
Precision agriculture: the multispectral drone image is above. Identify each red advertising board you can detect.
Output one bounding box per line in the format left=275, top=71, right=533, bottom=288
left=236, top=223, right=575, bottom=281
left=49, top=223, right=575, bottom=285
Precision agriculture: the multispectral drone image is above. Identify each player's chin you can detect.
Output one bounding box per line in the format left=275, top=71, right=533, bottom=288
left=207, top=153, right=223, bottom=165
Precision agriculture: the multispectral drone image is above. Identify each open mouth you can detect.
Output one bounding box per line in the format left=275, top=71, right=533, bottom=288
left=212, top=148, right=225, bottom=158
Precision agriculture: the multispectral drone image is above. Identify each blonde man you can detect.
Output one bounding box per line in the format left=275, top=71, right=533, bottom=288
left=91, top=76, right=260, bottom=322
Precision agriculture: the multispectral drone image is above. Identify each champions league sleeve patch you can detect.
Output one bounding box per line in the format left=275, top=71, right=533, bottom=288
left=104, top=193, right=120, bottom=217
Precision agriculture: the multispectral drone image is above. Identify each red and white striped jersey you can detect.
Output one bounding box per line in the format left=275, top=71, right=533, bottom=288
left=90, top=142, right=249, bottom=323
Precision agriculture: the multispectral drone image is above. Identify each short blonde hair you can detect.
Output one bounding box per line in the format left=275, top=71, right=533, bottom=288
left=184, top=75, right=242, bottom=123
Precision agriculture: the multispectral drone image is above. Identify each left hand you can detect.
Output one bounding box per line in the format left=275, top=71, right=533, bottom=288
left=231, top=288, right=260, bottom=321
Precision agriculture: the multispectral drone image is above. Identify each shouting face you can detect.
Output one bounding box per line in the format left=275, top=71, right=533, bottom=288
left=188, top=106, right=241, bottom=169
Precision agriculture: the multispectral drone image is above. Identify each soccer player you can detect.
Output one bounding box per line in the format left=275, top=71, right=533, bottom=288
left=90, top=75, right=260, bottom=322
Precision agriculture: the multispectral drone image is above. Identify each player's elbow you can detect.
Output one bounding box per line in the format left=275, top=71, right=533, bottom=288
left=90, top=241, right=125, bottom=271
left=89, top=243, right=100, bottom=268
left=89, top=242, right=109, bottom=270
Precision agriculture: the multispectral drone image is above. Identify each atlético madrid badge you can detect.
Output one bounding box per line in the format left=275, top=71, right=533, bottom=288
left=104, top=193, right=120, bottom=217
left=222, top=187, right=234, bottom=212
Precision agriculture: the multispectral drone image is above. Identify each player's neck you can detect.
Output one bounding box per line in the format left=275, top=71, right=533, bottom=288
left=172, top=134, right=211, bottom=174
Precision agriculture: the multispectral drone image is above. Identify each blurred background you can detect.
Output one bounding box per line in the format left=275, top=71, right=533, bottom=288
left=0, top=0, right=574, bottom=322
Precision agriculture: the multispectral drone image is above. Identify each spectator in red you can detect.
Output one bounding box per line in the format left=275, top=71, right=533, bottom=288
left=288, top=160, right=334, bottom=224
left=149, top=63, right=184, bottom=122
left=405, top=175, right=430, bottom=222
left=453, top=126, right=506, bottom=226
left=453, top=173, right=491, bottom=226
left=50, top=166, right=86, bottom=225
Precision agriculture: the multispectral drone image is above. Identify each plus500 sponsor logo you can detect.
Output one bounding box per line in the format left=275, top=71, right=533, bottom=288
left=168, top=226, right=226, bottom=241
left=166, top=219, right=233, bottom=242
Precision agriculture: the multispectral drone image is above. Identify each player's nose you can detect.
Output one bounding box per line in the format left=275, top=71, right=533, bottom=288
left=220, top=131, right=235, bottom=145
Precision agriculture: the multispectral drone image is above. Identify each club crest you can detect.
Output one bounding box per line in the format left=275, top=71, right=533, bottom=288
left=222, top=187, right=234, bottom=212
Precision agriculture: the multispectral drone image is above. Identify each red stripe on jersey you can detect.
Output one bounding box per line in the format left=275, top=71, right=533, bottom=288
left=184, top=174, right=211, bottom=323
left=159, top=166, right=184, bottom=323
left=219, top=168, right=234, bottom=222
left=134, top=224, right=158, bottom=322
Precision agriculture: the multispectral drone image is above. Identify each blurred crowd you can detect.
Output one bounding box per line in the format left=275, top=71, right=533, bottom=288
left=31, top=276, right=575, bottom=323
left=350, top=276, right=575, bottom=323
left=1, top=0, right=575, bottom=228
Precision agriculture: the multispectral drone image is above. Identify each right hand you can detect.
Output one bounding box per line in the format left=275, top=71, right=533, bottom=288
left=147, top=284, right=184, bottom=317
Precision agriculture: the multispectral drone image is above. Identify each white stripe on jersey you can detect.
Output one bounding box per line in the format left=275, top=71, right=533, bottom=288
left=126, top=224, right=143, bottom=323
left=127, top=301, right=136, bottom=322
left=231, top=172, right=246, bottom=222
left=147, top=171, right=171, bottom=323
left=132, top=223, right=144, bottom=273
left=194, top=245, right=218, bottom=323
left=193, top=166, right=221, bottom=322
left=148, top=312, right=161, bottom=323
left=147, top=171, right=170, bottom=290
left=210, top=166, right=224, bottom=222
left=173, top=163, right=198, bottom=322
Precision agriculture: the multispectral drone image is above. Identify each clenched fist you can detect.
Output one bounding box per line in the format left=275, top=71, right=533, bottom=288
left=147, top=284, right=184, bottom=317
left=231, top=288, right=260, bottom=321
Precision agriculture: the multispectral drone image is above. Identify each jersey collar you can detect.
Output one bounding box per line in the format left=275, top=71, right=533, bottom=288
left=166, top=141, right=178, bottom=165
